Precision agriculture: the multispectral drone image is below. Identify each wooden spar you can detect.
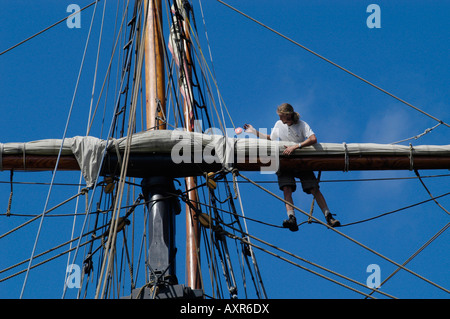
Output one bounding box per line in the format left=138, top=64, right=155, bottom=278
left=2, top=153, right=450, bottom=174
left=145, top=0, right=165, bottom=131
left=179, top=6, right=202, bottom=290
left=1, top=155, right=80, bottom=171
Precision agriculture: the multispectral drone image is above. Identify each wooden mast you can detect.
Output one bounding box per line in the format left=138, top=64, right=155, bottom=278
left=145, top=0, right=165, bottom=132
left=144, top=0, right=200, bottom=291
left=178, top=3, right=202, bottom=290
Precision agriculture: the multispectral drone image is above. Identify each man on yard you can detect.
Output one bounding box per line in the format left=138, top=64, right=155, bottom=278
left=243, top=103, right=340, bottom=231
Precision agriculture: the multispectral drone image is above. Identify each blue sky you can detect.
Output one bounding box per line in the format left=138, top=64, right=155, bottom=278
left=0, top=0, right=449, bottom=299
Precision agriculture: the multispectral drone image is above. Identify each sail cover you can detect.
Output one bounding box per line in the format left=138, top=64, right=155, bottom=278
left=1, top=130, right=450, bottom=186
left=0, top=136, right=107, bottom=187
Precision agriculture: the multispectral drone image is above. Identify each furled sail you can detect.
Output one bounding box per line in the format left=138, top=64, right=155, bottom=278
left=1, top=130, right=450, bottom=186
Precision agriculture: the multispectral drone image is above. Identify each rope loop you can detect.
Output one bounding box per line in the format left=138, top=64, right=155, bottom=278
left=343, top=142, right=349, bottom=172
left=22, top=143, right=26, bottom=170
left=6, top=170, right=13, bottom=217
left=232, top=168, right=239, bottom=199
left=409, top=143, right=415, bottom=171
left=0, top=143, right=3, bottom=171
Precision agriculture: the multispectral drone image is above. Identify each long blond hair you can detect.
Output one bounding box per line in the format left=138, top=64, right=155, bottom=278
left=276, top=103, right=300, bottom=123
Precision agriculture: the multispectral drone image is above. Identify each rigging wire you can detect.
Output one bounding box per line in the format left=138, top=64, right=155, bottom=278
left=1, top=171, right=449, bottom=189
left=63, top=0, right=109, bottom=298
left=390, top=122, right=443, bottom=145
left=86, top=0, right=108, bottom=134
left=366, top=221, right=450, bottom=299
left=3, top=0, right=448, bottom=299
left=1, top=238, right=97, bottom=284
left=179, top=180, right=394, bottom=299
left=340, top=192, right=450, bottom=227
left=224, top=176, right=267, bottom=298
left=415, top=170, right=450, bottom=216
left=363, top=169, right=450, bottom=293
left=63, top=0, right=135, bottom=298
left=235, top=170, right=450, bottom=295
left=0, top=1, right=99, bottom=56
left=340, top=190, right=450, bottom=227
left=0, top=224, right=106, bottom=282
left=186, top=17, right=234, bottom=132
left=0, top=189, right=89, bottom=240
left=180, top=193, right=283, bottom=229
left=0, top=180, right=85, bottom=187
left=213, top=173, right=450, bottom=185
left=85, top=0, right=136, bottom=136
left=19, top=1, right=101, bottom=298
left=197, top=171, right=448, bottom=298
left=176, top=171, right=450, bottom=231
left=3, top=172, right=446, bottom=298
left=7, top=172, right=443, bottom=235
left=95, top=0, right=144, bottom=298
left=216, top=0, right=450, bottom=129
left=174, top=179, right=450, bottom=231
left=201, top=211, right=396, bottom=299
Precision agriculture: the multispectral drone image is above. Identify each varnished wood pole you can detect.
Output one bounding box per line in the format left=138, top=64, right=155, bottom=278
left=2, top=154, right=450, bottom=174
left=179, top=7, right=202, bottom=290
left=145, top=0, right=165, bottom=131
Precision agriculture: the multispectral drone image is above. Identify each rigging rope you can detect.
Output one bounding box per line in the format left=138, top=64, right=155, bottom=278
left=86, top=0, right=136, bottom=136
left=235, top=170, right=450, bottom=294
left=0, top=225, right=103, bottom=283
left=19, top=1, right=101, bottom=298
left=341, top=190, right=450, bottom=227
left=210, top=214, right=396, bottom=299
left=197, top=0, right=228, bottom=130
left=391, top=122, right=443, bottom=145
left=201, top=170, right=449, bottom=298
left=63, top=0, right=135, bottom=298
left=186, top=18, right=234, bottom=133
left=4, top=0, right=448, bottom=299
left=95, top=0, right=143, bottom=297
left=64, top=0, right=109, bottom=298
left=86, top=0, right=108, bottom=134
left=216, top=0, right=450, bottom=129
left=5, top=170, right=13, bottom=217
left=177, top=172, right=268, bottom=298
left=228, top=176, right=268, bottom=298
left=177, top=170, right=449, bottom=298
left=415, top=169, right=450, bottom=216
left=366, top=221, right=450, bottom=299
left=177, top=181, right=450, bottom=230
left=0, top=1, right=99, bottom=56
left=0, top=189, right=88, bottom=240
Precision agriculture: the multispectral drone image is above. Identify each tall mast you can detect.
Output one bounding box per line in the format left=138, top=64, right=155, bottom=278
left=142, top=0, right=179, bottom=288
left=141, top=0, right=201, bottom=296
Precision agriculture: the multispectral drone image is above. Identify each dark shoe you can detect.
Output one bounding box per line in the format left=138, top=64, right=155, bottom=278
left=282, top=215, right=299, bottom=232
left=325, top=213, right=340, bottom=228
